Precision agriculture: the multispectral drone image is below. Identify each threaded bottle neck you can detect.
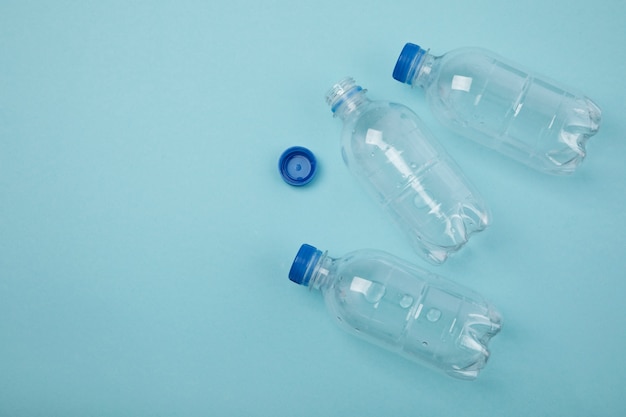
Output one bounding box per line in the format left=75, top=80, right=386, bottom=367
left=325, top=77, right=369, bottom=120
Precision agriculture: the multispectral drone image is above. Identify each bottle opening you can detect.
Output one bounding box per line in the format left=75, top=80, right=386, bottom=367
left=325, top=77, right=363, bottom=114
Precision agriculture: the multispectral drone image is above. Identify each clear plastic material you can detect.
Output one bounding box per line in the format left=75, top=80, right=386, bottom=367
left=326, top=78, right=489, bottom=264
left=393, top=43, right=602, bottom=175
left=289, top=244, right=502, bottom=380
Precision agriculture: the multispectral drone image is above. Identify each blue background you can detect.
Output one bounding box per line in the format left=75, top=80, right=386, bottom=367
left=1, top=1, right=625, bottom=416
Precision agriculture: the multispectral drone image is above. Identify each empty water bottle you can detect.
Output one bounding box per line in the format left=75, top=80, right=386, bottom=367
left=289, top=244, right=502, bottom=379
left=326, top=78, right=489, bottom=264
left=393, top=43, right=602, bottom=174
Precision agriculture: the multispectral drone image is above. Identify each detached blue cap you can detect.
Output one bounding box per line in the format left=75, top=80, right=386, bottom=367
left=393, top=43, right=425, bottom=84
left=289, top=244, right=322, bottom=286
left=278, top=146, right=317, bottom=186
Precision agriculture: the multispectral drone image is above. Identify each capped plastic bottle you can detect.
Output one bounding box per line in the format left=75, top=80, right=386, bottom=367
left=289, top=244, right=502, bottom=380
left=326, top=78, right=489, bottom=264
left=393, top=43, right=602, bottom=175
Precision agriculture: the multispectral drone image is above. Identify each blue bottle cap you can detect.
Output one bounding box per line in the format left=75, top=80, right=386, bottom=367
left=278, top=146, right=317, bottom=186
left=393, top=43, right=425, bottom=84
left=288, top=244, right=322, bottom=286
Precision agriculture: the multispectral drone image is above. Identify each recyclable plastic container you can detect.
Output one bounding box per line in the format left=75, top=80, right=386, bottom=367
left=289, top=243, right=502, bottom=379
left=393, top=43, right=602, bottom=174
left=326, top=78, right=490, bottom=264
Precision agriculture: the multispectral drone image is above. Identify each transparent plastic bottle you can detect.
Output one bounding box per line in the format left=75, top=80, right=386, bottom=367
left=289, top=243, right=502, bottom=380
left=393, top=43, right=602, bottom=175
left=326, top=78, right=489, bottom=264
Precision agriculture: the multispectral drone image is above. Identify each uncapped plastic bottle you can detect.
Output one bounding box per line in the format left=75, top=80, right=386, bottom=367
left=289, top=244, right=502, bottom=380
left=393, top=43, right=602, bottom=175
left=326, top=78, right=489, bottom=264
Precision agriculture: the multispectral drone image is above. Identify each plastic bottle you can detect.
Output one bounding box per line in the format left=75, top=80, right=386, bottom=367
left=326, top=78, right=489, bottom=264
left=289, top=243, right=502, bottom=380
left=393, top=43, right=602, bottom=175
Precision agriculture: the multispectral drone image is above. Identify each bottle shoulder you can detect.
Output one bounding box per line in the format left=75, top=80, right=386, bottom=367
left=325, top=249, right=428, bottom=291
left=424, top=47, right=505, bottom=88
left=340, top=100, right=425, bottom=136
left=438, top=46, right=501, bottom=66
left=324, top=249, right=490, bottom=304
left=338, top=98, right=447, bottom=183
left=341, top=100, right=403, bottom=124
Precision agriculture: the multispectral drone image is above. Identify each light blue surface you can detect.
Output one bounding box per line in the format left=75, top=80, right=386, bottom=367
left=1, top=1, right=625, bottom=415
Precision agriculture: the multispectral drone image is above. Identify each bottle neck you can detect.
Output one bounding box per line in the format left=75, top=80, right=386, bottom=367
left=307, top=252, right=336, bottom=291
left=410, top=52, right=439, bottom=88
left=326, top=77, right=370, bottom=121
